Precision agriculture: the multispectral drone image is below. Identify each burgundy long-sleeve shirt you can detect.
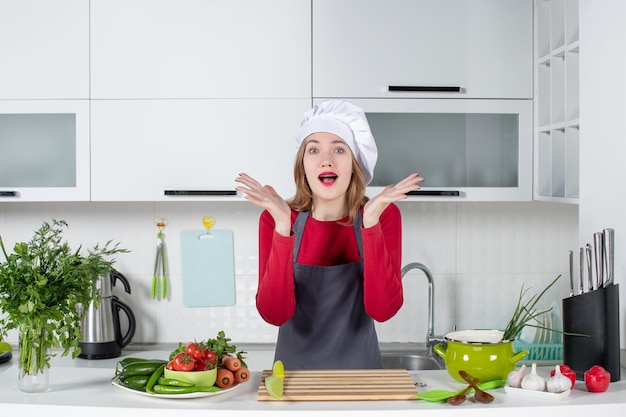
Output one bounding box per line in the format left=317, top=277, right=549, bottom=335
left=255, top=204, right=404, bottom=326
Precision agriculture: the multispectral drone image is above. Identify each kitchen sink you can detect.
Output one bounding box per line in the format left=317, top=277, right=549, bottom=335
left=381, top=352, right=444, bottom=370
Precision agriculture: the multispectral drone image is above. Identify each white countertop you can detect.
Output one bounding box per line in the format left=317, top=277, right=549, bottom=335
left=1, top=349, right=625, bottom=416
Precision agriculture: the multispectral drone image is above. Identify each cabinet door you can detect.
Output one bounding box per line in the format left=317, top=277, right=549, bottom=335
left=339, top=99, right=533, bottom=201
left=0, top=100, right=90, bottom=201
left=90, top=0, right=311, bottom=99
left=313, top=0, right=532, bottom=99
left=0, top=0, right=89, bottom=99
left=91, top=99, right=310, bottom=201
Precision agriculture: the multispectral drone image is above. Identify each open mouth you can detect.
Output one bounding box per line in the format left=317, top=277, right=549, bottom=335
left=318, top=172, right=338, bottom=185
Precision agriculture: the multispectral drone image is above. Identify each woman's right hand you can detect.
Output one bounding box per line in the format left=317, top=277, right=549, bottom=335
left=235, top=173, right=292, bottom=236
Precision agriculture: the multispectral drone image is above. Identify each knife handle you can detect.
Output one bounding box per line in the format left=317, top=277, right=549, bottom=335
left=568, top=250, right=574, bottom=296
left=586, top=244, right=594, bottom=292
left=603, top=228, right=614, bottom=287
left=579, top=248, right=585, bottom=295
left=593, top=232, right=604, bottom=290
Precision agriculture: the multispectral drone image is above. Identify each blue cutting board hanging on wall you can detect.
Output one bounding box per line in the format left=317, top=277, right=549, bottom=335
left=180, top=229, right=235, bottom=307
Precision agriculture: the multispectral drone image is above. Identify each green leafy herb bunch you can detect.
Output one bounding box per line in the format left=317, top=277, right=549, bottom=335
left=0, top=219, right=128, bottom=375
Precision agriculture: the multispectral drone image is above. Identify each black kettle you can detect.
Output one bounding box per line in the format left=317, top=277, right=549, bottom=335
left=78, top=270, right=136, bottom=359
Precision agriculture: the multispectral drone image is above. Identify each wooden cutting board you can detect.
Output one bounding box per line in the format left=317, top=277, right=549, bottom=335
left=257, top=369, right=418, bottom=401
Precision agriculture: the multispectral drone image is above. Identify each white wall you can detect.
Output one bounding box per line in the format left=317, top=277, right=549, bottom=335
left=579, top=0, right=626, bottom=349
left=0, top=200, right=577, bottom=346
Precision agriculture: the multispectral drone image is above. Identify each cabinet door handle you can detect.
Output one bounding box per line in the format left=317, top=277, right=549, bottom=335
left=164, top=190, right=238, bottom=196
left=0, top=191, right=19, bottom=197
left=388, top=86, right=462, bottom=92
left=407, top=190, right=460, bottom=197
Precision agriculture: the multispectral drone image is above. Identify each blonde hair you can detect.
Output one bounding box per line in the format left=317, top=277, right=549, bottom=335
left=288, top=140, right=369, bottom=225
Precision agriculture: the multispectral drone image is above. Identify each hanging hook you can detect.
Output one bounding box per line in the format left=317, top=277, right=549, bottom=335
left=199, top=216, right=216, bottom=239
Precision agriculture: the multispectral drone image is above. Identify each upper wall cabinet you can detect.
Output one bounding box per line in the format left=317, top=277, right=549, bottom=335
left=0, top=100, right=90, bottom=201
left=0, top=0, right=89, bottom=99
left=90, top=0, right=311, bottom=99
left=534, top=0, right=579, bottom=204
left=90, top=99, right=309, bottom=201
left=312, top=0, right=533, bottom=99
left=346, top=98, right=533, bottom=201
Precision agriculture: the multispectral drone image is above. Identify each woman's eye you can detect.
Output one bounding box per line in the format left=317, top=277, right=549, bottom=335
left=334, top=148, right=345, bottom=154
left=307, top=148, right=318, bottom=154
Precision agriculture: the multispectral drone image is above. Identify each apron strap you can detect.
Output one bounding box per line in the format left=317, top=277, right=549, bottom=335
left=293, top=210, right=364, bottom=261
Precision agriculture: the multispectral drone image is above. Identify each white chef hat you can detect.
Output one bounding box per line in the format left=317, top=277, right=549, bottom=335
left=295, top=100, right=378, bottom=185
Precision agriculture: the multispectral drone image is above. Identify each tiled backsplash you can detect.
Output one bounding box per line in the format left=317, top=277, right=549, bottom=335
left=0, top=201, right=578, bottom=346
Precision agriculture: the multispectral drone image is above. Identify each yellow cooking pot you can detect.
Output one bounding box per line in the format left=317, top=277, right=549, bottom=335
left=434, top=329, right=529, bottom=383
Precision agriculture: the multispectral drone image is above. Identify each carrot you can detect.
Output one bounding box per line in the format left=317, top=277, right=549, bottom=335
left=222, top=355, right=241, bottom=372
left=234, top=367, right=249, bottom=383
left=216, top=368, right=234, bottom=388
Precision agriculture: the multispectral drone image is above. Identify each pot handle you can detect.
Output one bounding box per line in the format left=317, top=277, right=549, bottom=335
left=510, top=349, right=529, bottom=364
left=112, top=297, right=136, bottom=348
left=433, top=343, right=447, bottom=359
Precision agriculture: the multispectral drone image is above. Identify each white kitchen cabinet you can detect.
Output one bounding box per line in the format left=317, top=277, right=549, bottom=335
left=90, top=0, right=311, bottom=99
left=312, top=0, right=533, bottom=99
left=0, top=0, right=89, bottom=99
left=0, top=100, right=90, bottom=201
left=90, top=99, right=310, bottom=201
left=534, top=0, right=579, bottom=203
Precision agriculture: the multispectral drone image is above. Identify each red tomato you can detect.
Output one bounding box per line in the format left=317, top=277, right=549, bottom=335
left=550, top=364, right=577, bottom=389
left=204, top=350, right=217, bottom=365
left=185, top=342, right=207, bottom=362
left=193, top=349, right=217, bottom=370
left=584, top=365, right=610, bottom=393
left=195, top=360, right=208, bottom=371
left=172, top=352, right=196, bottom=372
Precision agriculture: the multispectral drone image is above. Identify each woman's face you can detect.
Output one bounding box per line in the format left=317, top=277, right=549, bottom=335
left=302, top=132, right=354, bottom=204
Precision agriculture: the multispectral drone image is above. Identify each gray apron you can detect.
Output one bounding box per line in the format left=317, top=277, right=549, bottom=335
left=274, top=211, right=382, bottom=369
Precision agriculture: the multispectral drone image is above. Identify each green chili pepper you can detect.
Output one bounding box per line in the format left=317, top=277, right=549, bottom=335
left=157, top=376, right=194, bottom=387
left=119, top=361, right=167, bottom=379
left=152, top=384, right=222, bottom=395
left=116, top=357, right=167, bottom=374
left=118, top=375, right=150, bottom=391
left=145, top=364, right=166, bottom=394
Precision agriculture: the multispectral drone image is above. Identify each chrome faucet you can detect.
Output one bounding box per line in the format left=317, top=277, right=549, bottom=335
left=401, top=262, right=445, bottom=357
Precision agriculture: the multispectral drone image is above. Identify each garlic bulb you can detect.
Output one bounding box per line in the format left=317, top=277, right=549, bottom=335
left=506, top=364, right=527, bottom=388
left=521, top=363, right=547, bottom=391
left=547, top=364, right=572, bottom=393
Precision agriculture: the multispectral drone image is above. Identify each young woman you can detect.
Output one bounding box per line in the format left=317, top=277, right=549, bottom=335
left=235, top=100, right=423, bottom=369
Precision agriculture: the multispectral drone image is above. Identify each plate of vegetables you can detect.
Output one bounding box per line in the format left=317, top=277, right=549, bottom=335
left=112, top=330, right=250, bottom=399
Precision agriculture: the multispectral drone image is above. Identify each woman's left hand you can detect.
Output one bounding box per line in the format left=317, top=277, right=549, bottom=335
left=362, top=173, right=423, bottom=228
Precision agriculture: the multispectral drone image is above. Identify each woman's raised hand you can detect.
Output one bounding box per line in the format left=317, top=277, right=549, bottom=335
left=362, top=173, right=424, bottom=228
left=235, top=173, right=292, bottom=236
